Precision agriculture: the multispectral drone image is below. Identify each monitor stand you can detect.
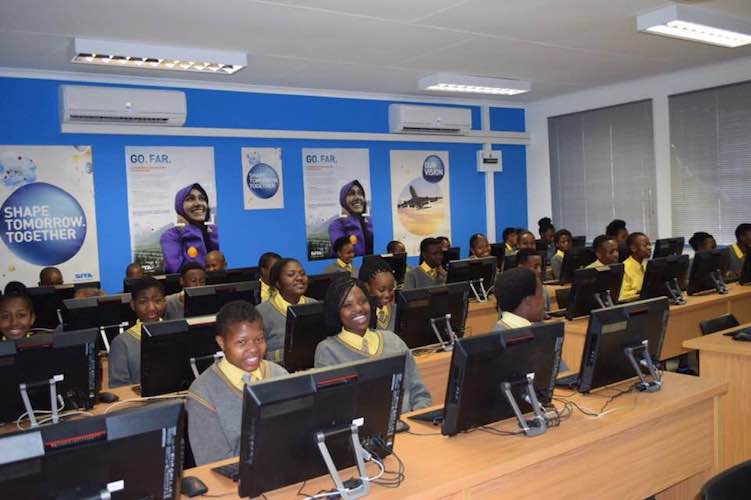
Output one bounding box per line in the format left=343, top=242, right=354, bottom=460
left=99, top=322, right=130, bottom=353
left=710, top=270, right=729, bottom=295
left=501, top=373, right=548, bottom=437
left=624, top=340, right=662, bottom=393
left=316, top=423, right=372, bottom=500
left=429, top=314, right=458, bottom=352
left=19, top=374, right=64, bottom=427
left=593, top=290, right=615, bottom=309
left=190, top=351, right=224, bottom=378
left=468, top=279, right=490, bottom=303
left=663, top=278, right=686, bottom=305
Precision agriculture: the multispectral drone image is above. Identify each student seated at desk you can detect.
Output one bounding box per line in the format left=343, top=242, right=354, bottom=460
left=689, top=231, right=716, bottom=253
left=538, top=217, right=556, bottom=262
left=387, top=239, right=413, bottom=272
left=550, top=229, right=573, bottom=280
left=314, top=277, right=432, bottom=412
left=620, top=232, right=652, bottom=302
left=108, top=277, right=166, bottom=388
left=255, top=258, right=318, bottom=363
left=205, top=250, right=227, bottom=272
left=606, top=219, right=629, bottom=247
left=125, top=262, right=144, bottom=279
left=39, top=266, right=63, bottom=286
left=502, top=227, right=518, bottom=256
left=728, top=223, right=751, bottom=279
left=324, top=236, right=359, bottom=277
left=436, top=236, right=451, bottom=252
left=469, top=233, right=491, bottom=258
left=186, top=301, right=289, bottom=466
left=586, top=234, right=620, bottom=269
left=517, top=249, right=552, bottom=313
left=0, top=291, right=36, bottom=341
left=517, top=230, right=537, bottom=251
left=164, top=262, right=207, bottom=320
left=258, top=251, right=281, bottom=302
left=359, top=257, right=397, bottom=332
left=404, top=237, right=446, bottom=289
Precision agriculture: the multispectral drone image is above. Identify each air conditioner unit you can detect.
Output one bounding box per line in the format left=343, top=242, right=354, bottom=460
left=388, top=104, right=471, bottom=135
left=60, top=85, right=187, bottom=126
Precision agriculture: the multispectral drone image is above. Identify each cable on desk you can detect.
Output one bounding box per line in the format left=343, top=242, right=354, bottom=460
left=103, top=392, right=188, bottom=413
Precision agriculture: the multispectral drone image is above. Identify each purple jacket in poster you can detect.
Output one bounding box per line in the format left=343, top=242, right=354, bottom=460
left=328, top=180, right=373, bottom=256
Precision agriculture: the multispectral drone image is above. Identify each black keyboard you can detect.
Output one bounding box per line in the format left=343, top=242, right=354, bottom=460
left=212, top=462, right=240, bottom=482
left=555, top=372, right=579, bottom=388
left=724, top=327, right=751, bottom=337
left=547, top=309, right=567, bottom=318
left=408, top=407, right=444, bottom=424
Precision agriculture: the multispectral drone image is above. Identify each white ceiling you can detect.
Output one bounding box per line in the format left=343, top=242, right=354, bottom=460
left=1, top=0, right=750, bottom=102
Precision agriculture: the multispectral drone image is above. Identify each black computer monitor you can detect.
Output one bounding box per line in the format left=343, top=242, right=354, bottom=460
left=441, top=246, right=461, bottom=269
left=141, top=318, right=221, bottom=397
left=572, top=235, right=586, bottom=249
left=0, top=401, right=185, bottom=499
left=652, top=237, right=685, bottom=259
left=62, top=293, right=137, bottom=351
left=440, top=322, right=564, bottom=437
left=566, top=264, right=624, bottom=320
left=446, top=256, right=497, bottom=301
left=489, top=243, right=506, bottom=271
left=577, top=297, right=669, bottom=393
left=305, top=272, right=346, bottom=301
left=394, top=282, right=470, bottom=349
left=206, top=266, right=260, bottom=285
left=123, top=273, right=182, bottom=295
left=503, top=254, right=518, bottom=272
left=0, top=329, right=98, bottom=424
left=237, top=355, right=405, bottom=498
left=640, top=255, right=690, bottom=305
left=558, top=247, right=596, bottom=284
left=740, top=251, right=751, bottom=286
left=688, top=249, right=729, bottom=296
left=362, top=253, right=407, bottom=286
left=26, top=282, right=101, bottom=329
left=283, top=302, right=328, bottom=373
left=183, top=281, right=259, bottom=317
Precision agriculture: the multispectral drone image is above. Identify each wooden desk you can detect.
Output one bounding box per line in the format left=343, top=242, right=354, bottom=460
left=182, top=372, right=725, bottom=499
left=466, top=298, right=498, bottom=336
left=413, top=350, right=451, bottom=405
left=562, top=284, right=751, bottom=370
left=684, top=323, right=751, bottom=471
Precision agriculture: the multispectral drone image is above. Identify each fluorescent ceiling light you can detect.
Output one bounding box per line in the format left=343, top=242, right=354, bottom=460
left=72, top=38, right=247, bottom=74
left=637, top=4, right=751, bottom=48
left=418, top=73, right=531, bottom=96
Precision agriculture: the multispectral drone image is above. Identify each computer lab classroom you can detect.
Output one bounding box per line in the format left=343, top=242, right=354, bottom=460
left=2, top=1, right=751, bottom=498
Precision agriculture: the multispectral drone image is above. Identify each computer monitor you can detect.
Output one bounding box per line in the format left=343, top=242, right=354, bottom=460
left=206, top=266, right=260, bottom=285
left=652, top=237, right=685, bottom=259
left=237, top=354, right=405, bottom=498
left=446, top=256, right=497, bottom=302
left=305, top=272, right=346, bottom=301
left=640, top=255, right=690, bottom=305
left=441, top=246, right=461, bottom=269
left=740, top=250, right=751, bottom=286
left=183, top=281, right=260, bottom=317
left=440, top=322, right=564, bottom=437
left=123, top=273, right=182, bottom=296
left=565, top=264, right=624, bottom=320
left=26, top=282, right=101, bottom=329
left=0, top=401, right=185, bottom=499
left=688, top=249, right=729, bottom=296
left=62, top=293, right=137, bottom=351
left=572, top=235, right=586, bottom=249
left=394, top=282, right=470, bottom=349
left=0, top=329, right=98, bottom=425
left=503, top=254, right=518, bottom=272
left=557, top=247, right=596, bottom=284
left=362, top=253, right=407, bottom=286
left=283, top=302, right=328, bottom=373
left=577, top=297, right=669, bottom=393
left=141, top=318, right=221, bottom=397
left=489, top=243, right=506, bottom=271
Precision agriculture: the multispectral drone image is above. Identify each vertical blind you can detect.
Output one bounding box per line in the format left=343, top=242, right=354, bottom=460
left=670, top=81, right=751, bottom=245
left=548, top=100, right=657, bottom=240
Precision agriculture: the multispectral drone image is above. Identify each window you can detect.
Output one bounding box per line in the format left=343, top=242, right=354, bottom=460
left=548, top=100, right=657, bottom=239
left=670, top=81, right=751, bottom=244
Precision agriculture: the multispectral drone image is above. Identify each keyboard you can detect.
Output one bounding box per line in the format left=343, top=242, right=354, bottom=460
left=724, top=327, right=751, bottom=337
left=547, top=309, right=567, bottom=318
left=408, top=407, right=444, bottom=424
left=555, top=372, right=579, bottom=388
left=212, top=462, right=240, bottom=482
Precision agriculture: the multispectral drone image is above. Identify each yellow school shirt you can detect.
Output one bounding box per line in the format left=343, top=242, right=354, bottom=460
left=260, top=281, right=273, bottom=302
left=218, top=357, right=265, bottom=390
left=731, top=243, right=746, bottom=260
left=337, top=328, right=381, bottom=356
left=336, top=258, right=354, bottom=273
left=585, top=259, right=605, bottom=269
left=375, top=304, right=391, bottom=330
left=126, top=322, right=143, bottom=340
left=270, top=292, right=308, bottom=316
left=620, top=256, right=646, bottom=301
left=419, top=261, right=438, bottom=279
left=497, top=311, right=532, bottom=330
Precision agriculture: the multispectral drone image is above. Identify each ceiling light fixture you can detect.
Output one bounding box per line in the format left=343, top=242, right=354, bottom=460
left=418, top=73, right=531, bottom=96
left=637, top=4, right=751, bottom=48
left=71, top=38, right=247, bottom=74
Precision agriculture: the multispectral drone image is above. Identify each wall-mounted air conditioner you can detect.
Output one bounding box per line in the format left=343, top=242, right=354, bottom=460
left=388, top=104, right=471, bottom=135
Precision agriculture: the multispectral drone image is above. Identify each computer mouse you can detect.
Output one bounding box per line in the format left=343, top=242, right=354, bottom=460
left=97, top=391, right=119, bottom=404
left=395, top=419, right=410, bottom=433
left=733, top=331, right=751, bottom=342
left=180, top=476, right=209, bottom=497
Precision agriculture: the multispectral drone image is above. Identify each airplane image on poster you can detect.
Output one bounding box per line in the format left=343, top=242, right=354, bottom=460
left=397, top=185, right=442, bottom=209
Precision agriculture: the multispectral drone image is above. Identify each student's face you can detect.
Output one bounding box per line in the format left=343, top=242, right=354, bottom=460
left=339, top=286, right=371, bottom=335
left=181, top=269, right=207, bottom=288
left=260, top=258, right=280, bottom=284
left=699, top=238, right=717, bottom=252
left=439, top=239, right=451, bottom=251
left=277, top=261, right=308, bottom=300
left=337, top=243, right=355, bottom=264
left=557, top=235, right=572, bottom=252
left=216, top=320, right=266, bottom=373
left=598, top=240, right=620, bottom=265
left=740, top=230, right=751, bottom=249
left=506, top=233, right=519, bottom=247
left=130, top=287, right=166, bottom=323
left=391, top=242, right=406, bottom=254
left=630, top=235, right=652, bottom=261
left=520, top=281, right=545, bottom=323
left=518, top=233, right=536, bottom=251
left=519, top=255, right=543, bottom=279
left=615, top=228, right=629, bottom=245
left=471, top=236, right=491, bottom=258
left=40, top=270, right=63, bottom=286
left=205, top=253, right=227, bottom=272
left=182, top=188, right=208, bottom=224
left=0, top=298, right=35, bottom=340
left=345, top=184, right=365, bottom=215
left=127, top=265, right=144, bottom=279
left=368, top=272, right=395, bottom=308
left=542, top=228, right=554, bottom=244
left=424, top=244, right=444, bottom=269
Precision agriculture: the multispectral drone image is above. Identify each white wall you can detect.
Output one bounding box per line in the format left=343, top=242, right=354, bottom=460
left=527, top=56, right=751, bottom=238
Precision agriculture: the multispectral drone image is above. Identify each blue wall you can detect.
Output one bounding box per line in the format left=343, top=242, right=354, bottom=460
left=0, top=76, right=527, bottom=292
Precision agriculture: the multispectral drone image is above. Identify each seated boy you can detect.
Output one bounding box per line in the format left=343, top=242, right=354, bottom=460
left=206, top=250, right=228, bottom=272
left=403, top=237, right=446, bottom=289
left=586, top=234, right=620, bottom=268
left=39, top=266, right=63, bottom=286
left=164, top=262, right=207, bottom=320
left=324, top=236, right=359, bottom=277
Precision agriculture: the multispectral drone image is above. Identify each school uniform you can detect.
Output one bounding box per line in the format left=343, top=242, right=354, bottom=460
left=164, top=292, right=184, bottom=320
left=495, top=312, right=568, bottom=371
left=323, top=258, right=359, bottom=278
left=728, top=243, right=747, bottom=277
left=551, top=250, right=564, bottom=280
left=260, top=281, right=274, bottom=302
left=185, top=358, right=288, bottom=465
left=314, top=329, right=432, bottom=413
left=375, top=303, right=397, bottom=332
left=620, top=256, right=646, bottom=301
left=403, top=262, right=446, bottom=289
left=585, top=259, right=605, bottom=269
left=505, top=243, right=518, bottom=257
left=256, top=293, right=317, bottom=363
left=108, top=322, right=146, bottom=387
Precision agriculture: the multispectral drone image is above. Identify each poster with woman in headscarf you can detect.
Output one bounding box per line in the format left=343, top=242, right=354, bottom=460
left=302, top=148, right=373, bottom=260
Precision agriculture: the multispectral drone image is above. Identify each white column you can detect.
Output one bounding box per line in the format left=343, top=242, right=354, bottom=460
left=652, top=94, right=672, bottom=238
left=482, top=105, right=496, bottom=242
